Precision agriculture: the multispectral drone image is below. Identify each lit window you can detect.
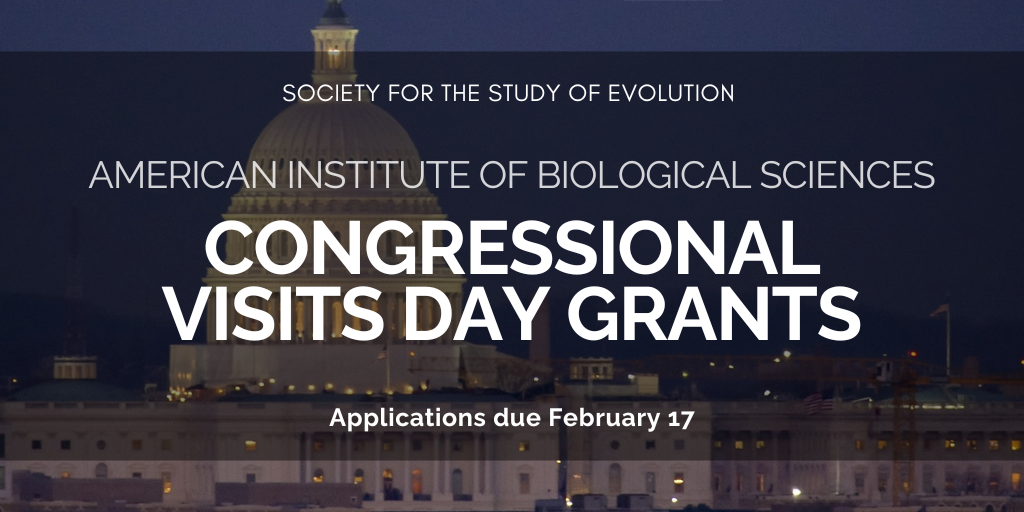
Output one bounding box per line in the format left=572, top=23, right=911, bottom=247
left=755, top=440, right=766, bottom=450
left=989, top=440, right=1000, bottom=451
left=353, top=469, right=364, bottom=485
left=519, top=441, right=530, bottom=452
left=877, top=440, right=888, bottom=450
left=756, top=473, right=766, bottom=492
left=313, top=468, right=325, bottom=483
left=966, top=439, right=978, bottom=450
left=382, top=441, right=393, bottom=452
left=734, top=440, right=744, bottom=450
left=61, top=471, right=71, bottom=479
left=245, top=440, right=257, bottom=452
left=944, top=439, right=956, bottom=450
left=162, top=472, right=172, bottom=494
left=855, top=440, right=865, bottom=451
left=674, top=472, right=685, bottom=493
left=412, top=468, right=423, bottom=494
left=313, top=440, right=325, bottom=452
left=713, top=440, right=723, bottom=449
left=1012, top=440, right=1021, bottom=451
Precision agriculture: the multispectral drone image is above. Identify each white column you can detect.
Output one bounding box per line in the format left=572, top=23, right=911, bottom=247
left=375, top=433, right=382, bottom=499
left=304, top=433, right=312, bottom=483
left=335, top=433, right=343, bottom=483
left=434, top=433, right=442, bottom=495
left=403, top=433, right=411, bottom=500
left=345, top=433, right=353, bottom=484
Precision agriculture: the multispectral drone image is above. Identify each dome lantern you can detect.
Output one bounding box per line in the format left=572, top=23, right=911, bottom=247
left=312, top=0, right=358, bottom=86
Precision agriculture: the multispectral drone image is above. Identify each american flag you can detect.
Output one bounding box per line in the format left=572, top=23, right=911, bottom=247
left=370, top=347, right=387, bottom=365
left=804, top=393, right=834, bottom=415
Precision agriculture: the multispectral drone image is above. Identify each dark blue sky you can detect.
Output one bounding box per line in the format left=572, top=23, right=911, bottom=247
left=2, top=0, right=1023, bottom=52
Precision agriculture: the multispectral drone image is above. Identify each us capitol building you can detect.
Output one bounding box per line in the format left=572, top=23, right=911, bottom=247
left=3, top=3, right=1024, bottom=512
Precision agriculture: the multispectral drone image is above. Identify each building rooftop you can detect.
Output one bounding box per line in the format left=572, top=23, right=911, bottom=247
left=6, top=379, right=142, bottom=402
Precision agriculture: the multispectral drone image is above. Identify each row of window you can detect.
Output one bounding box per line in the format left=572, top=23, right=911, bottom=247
left=712, top=472, right=769, bottom=493
left=30, top=439, right=173, bottom=451
left=857, top=439, right=1024, bottom=451
left=37, top=465, right=173, bottom=494
left=24, top=436, right=693, bottom=454
left=714, top=440, right=766, bottom=450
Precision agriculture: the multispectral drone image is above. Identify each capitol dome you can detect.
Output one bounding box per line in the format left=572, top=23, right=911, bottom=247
left=227, top=2, right=440, bottom=216
left=247, top=100, right=421, bottom=178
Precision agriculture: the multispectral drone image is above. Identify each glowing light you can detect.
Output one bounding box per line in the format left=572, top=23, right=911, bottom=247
left=409, top=351, right=416, bottom=357
left=268, top=378, right=276, bottom=384
left=764, top=390, right=771, bottom=396
left=325, top=383, right=334, bottom=390
left=533, top=377, right=540, bottom=382
left=773, top=358, right=781, bottom=363
left=792, top=488, right=802, bottom=497
left=909, top=350, right=919, bottom=358
left=671, top=497, right=679, bottom=503
left=287, top=385, right=296, bottom=391
left=345, top=388, right=354, bottom=395
left=307, top=384, right=316, bottom=391
left=783, top=350, right=792, bottom=358
left=258, top=382, right=265, bottom=387
left=709, top=362, right=715, bottom=367
left=681, top=371, right=690, bottom=378
left=566, top=499, right=573, bottom=508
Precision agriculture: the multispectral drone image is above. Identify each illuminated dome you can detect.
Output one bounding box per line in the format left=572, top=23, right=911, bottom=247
left=230, top=100, right=441, bottom=215
left=248, top=100, right=421, bottom=177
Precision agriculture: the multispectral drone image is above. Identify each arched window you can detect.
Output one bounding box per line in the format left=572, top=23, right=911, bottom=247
left=332, top=301, right=344, bottom=339
left=313, top=468, right=324, bottom=483
left=451, top=469, right=463, bottom=495
left=95, top=463, right=108, bottom=479
left=645, top=471, right=657, bottom=494
left=609, top=463, right=622, bottom=495
left=382, top=468, right=393, bottom=480
left=354, top=468, right=364, bottom=486
left=412, top=468, right=423, bottom=495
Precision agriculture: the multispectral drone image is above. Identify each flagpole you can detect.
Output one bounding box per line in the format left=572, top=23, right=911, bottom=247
left=385, top=332, right=392, bottom=398
left=945, top=303, right=951, bottom=378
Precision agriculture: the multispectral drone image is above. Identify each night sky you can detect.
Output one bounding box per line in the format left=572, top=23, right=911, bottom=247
left=1, top=0, right=1023, bottom=52
left=1, top=1, right=1024, bottom=380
